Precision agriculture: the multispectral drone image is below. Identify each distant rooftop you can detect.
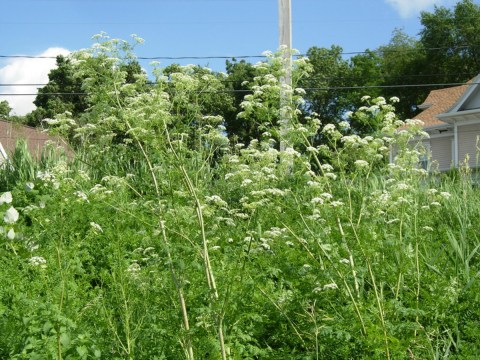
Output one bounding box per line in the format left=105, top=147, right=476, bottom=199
left=414, top=84, right=470, bottom=127
left=0, top=120, right=70, bottom=160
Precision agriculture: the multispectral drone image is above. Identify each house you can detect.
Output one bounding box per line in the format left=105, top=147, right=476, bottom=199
left=410, top=75, right=480, bottom=171
left=0, top=120, right=70, bottom=165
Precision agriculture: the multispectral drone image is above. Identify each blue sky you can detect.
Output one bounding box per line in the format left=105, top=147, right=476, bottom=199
left=0, top=0, right=460, bottom=115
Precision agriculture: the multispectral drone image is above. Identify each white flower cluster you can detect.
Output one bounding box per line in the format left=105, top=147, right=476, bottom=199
left=313, top=282, right=338, bottom=293
left=338, top=121, right=350, bottom=131
left=205, top=195, right=228, bottom=208
left=263, top=227, right=287, bottom=241
left=74, top=191, right=89, bottom=202
left=4, top=207, right=19, bottom=224
left=322, top=124, right=336, bottom=134
left=0, top=192, right=13, bottom=205
left=90, top=222, right=103, bottom=233
left=354, top=160, right=369, bottom=169
left=0, top=192, right=19, bottom=241
left=321, top=164, right=334, bottom=172
left=405, top=119, right=425, bottom=127
left=127, top=262, right=141, bottom=275
left=29, top=256, right=47, bottom=269
left=311, top=192, right=339, bottom=208
left=36, top=170, right=60, bottom=190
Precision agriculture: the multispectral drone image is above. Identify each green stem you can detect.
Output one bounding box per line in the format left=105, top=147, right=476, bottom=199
left=160, top=222, right=194, bottom=360
left=283, top=218, right=367, bottom=337
left=114, top=84, right=195, bottom=358
left=162, top=116, right=226, bottom=360
left=349, top=222, right=391, bottom=360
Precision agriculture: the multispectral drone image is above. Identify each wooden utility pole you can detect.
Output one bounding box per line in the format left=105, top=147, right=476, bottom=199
left=278, top=0, right=292, bottom=152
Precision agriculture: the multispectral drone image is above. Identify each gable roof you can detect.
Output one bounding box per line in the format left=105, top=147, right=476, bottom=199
left=414, top=75, right=480, bottom=127
left=414, top=84, right=470, bottom=127
left=0, top=120, right=70, bottom=159
left=447, top=74, right=480, bottom=113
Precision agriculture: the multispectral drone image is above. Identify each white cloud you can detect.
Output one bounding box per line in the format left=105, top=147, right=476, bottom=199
left=0, top=47, right=70, bottom=116
left=385, top=0, right=456, bottom=18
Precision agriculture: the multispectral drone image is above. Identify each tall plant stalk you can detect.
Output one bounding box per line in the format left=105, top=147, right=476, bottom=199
left=120, top=111, right=195, bottom=358
left=162, top=119, right=227, bottom=360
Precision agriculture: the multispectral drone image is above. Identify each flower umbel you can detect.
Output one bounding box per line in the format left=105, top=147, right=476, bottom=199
left=4, top=207, right=19, bottom=224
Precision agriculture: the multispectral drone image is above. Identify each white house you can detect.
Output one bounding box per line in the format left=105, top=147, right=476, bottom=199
left=411, top=75, right=480, bottom=171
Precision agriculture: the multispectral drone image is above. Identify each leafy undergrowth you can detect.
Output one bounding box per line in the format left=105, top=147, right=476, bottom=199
left=1, top=35, right=479, bottom=359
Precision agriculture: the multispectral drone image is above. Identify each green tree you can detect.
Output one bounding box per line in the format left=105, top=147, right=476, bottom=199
left=0, top=100, right=12, bottom=118
left=26, top=55, right=87, bottom=126
left=224, top=59, right=256, bottom=144
left=160, top=63, right=235, bottom=150
left=377, top=29, right=427, bottom=119
left=419, top=0, right=480, bottom=81
left=162, top=63, right=235, bottom=121
left=375, top=1, right=480, bottom=120
left=293, top=46, right=386, bottom=136
left=299, top=46, right=352, bottom=125
left=27, top=52, right=145, bottom=128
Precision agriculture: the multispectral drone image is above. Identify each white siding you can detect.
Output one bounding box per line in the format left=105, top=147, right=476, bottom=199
left=0, top=142, right=7, bottom=166
left=457, top=123, right=480, bottom=168
left=461, top=87, right=480, bottom=110
left=430, top=136, right=453, bottom=171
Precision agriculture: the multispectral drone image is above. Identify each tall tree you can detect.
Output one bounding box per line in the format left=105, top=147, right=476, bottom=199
left=377, top=29, right=426, bottom=119
left=26, top=54, right=145, bottom=127
left=419, top=0, right=480, bottom=82
left=160, top=63, right=235, bottom=150
left=27, top=55, right=87, bottom=126
left=298, top=46, right=352, bottom=124
left=296, top=46, right=387, bottom=135
left=224, top=59, right=256, bottom=144
left=0, top=100, right=11, bottom=119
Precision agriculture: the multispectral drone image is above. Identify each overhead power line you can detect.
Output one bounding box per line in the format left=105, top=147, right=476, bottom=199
left=0, top=93, right=87, bottom=96
left=1, top=81, right=478, bottom=97
left=0, top=54, right=273, bottom=60
left=1, top=45, right=479, bottom=61
left=0, top=84, right=49, bottom=87
left=1, top=71, right=478, bottom=88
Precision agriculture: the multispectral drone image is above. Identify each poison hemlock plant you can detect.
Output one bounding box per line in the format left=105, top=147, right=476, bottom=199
left=0, top=34, right=479, bottom=359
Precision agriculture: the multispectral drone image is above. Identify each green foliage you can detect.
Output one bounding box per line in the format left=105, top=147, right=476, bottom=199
left=298, top=46, right=353, bottom=126
left=0, top=100, right=12, bottom=118
left=420, top=0, right=480, bottom=80
left=27, top=37, right=146, bottom=129
left=224, top=59, right=257, bottom=145
left=26, top=55, right=87, bottom=127
left=1, top=35, right=480, bottom=360
left=22, top=0, right=480, bottom=143
left=376, top=29, right=428, bottom=119
left=0, top=140, right=36, bottom=191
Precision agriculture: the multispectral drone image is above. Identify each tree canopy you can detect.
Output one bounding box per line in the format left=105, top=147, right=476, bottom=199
left=0, top=100, right=11, bottom=119
left=420, top=0, right=480, bottom=81
left=24, top=0, right=480, bottom=142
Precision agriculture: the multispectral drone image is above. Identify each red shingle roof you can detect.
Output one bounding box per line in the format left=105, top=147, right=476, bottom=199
left=414, top=84, right=469, bottom=127
left=0, top=120, right=69, bottom=159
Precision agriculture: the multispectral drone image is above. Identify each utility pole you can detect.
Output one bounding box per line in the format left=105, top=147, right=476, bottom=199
left=278, top=0, right=292, bottom=152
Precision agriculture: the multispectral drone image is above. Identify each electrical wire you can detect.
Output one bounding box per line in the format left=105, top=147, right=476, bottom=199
left=1, top=82, right=478, bottom=97
left=1, top=45, right=479, bottom=61
left=1, top=71, right=479, bottom=88
left=0, top=54, right=268, bottom=60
